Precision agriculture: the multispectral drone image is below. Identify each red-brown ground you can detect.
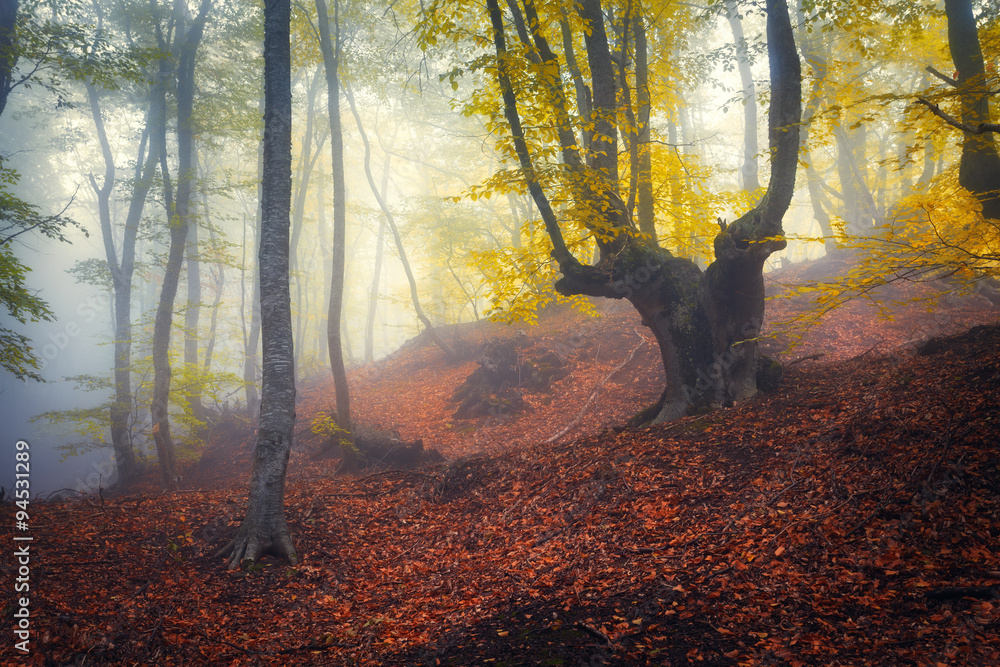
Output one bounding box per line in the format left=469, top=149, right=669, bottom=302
left=2, top=283, right=1000, bottom=666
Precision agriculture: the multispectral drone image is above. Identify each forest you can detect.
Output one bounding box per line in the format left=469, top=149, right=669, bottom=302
left=1, top=0, right=999, bottom=663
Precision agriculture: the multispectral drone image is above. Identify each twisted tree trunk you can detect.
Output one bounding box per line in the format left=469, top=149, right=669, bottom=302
left=488, top=0, right=801, bottom=424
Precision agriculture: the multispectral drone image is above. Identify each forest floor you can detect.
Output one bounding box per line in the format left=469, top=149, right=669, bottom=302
left=3, top=273, right=1000, bottom=666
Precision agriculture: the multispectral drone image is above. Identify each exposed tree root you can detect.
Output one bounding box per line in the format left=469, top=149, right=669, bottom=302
left=218, top=520, right=298, bottom=570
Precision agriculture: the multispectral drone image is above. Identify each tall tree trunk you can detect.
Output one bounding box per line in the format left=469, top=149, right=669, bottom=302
left=795, top=3, right=837, bottom=254
left=150, top=0, right=212, bottom=490
left=184, top=195, right=205, bottom=425
left=242, top=118, right=263, bottom=417
left=560, top=16, right=591, bottom=154
left=201, top=186, right=223, bottom=373
left=315, top=0, right=359, bottom=467
left=634, top=15, right=655, bottom=242
left=203, top=264, right=224, bottom=373
left=943, top=0, right=1000, bottom=219
left=85, top=82, right=147, bottom=486
left=290, top=67, right=326, bottom=373
left=918, top=129, right=938, bottom=185
left=0, top=0, right=16, bottom=118
left=345, top=83, right=455, bottom=360
left=219, top=0, right=297, bottom=569
left=316, top=160, right=330, bottom=365
left=725, top=0, right=761, bottom=194
left=616, top=6, right=640, bottom=220
left=364, top=153, right=390, bottom=363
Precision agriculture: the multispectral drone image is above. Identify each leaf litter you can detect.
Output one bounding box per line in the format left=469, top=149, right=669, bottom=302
left=3, top=284, right=1000, bottom=666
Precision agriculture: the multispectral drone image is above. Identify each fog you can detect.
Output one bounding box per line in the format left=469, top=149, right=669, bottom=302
left=1, top=0, right=986, bottom=495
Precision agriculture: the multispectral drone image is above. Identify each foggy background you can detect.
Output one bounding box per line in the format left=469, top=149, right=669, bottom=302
left=1, top=0, right=982, bottom=495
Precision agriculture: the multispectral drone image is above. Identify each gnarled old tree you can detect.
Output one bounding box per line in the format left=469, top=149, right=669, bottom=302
left=483, top=0, right=801, bottom=424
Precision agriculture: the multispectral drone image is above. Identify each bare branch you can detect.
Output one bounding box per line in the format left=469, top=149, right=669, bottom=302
left=917, top=97, right=1000, bottom=134
left=925, top=65, right=958, bottom=87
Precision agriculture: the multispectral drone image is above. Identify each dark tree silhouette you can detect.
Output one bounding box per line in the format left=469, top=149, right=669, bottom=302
left=942, top=0, right=1000, bottom=219
left=0, top=0, right=15, bottom=118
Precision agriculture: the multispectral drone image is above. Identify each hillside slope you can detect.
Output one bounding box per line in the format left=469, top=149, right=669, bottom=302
left=3, top=292, right=1000, bottom=666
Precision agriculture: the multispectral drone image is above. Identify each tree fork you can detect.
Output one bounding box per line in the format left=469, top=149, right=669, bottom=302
left=487, top=0, right=800, bottom=426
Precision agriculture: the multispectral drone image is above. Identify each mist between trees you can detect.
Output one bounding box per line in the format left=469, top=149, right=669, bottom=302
left=0, top=0, right=997, bottom=538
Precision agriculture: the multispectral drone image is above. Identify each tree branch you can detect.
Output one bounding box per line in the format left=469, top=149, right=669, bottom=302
left=917, top=97, right=1000, bottom=134
left=485, top=0, right=584, bottom=275
left=925, top=65, right=958, bottom=87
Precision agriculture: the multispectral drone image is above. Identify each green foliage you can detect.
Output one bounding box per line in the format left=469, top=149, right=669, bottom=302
left=68, top=257, right=114, bottom=290
left=0, top=244, right=54, bottom=381
left=1, top=153, right=84, bottom=381
left=0, top=0, right=150, bottom=382
left=310, top=411, right=350, bottom=441
left=30, top=374, right=117, bottom=458
left=170, top=360, right=248, bottom=451
left=471, top=231, right=600, bottom=325
left=9, top=0, right=156, bottom=106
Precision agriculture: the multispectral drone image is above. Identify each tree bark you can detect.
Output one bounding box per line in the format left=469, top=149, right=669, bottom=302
left=86, top=81, right=146, bottom=486
left=364, top=152, right=391, bottom=363
left=559, top=16, right=591, bottom=155
left=200, top=180, right=223, bottom=373
left=219, top=0, right=297, bottom=569
left=242, top=111, right=264, bottom=417
left=833, top=121, right=876, bottom=235
left=634, top=15, right=655, bottom=242
left=184, top=197, right=205, bottom=425
left=795, top=4, right=837, bottom=254
left=290, top=67, right=326, bottom=372
left=725, top=0, right=761, bottom=194
left=942, top=0, right=1000, bottom=219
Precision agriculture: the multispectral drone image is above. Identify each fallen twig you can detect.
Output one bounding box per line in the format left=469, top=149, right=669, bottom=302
left=845, top=493, right=895, bottom=538
left=545, top=329, right=647, bottom=444
left=575, top=622, right=613, bottom=645
left=356, top=469, right=438, bottom=484
left=787, top=353, right=825, bottom=367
